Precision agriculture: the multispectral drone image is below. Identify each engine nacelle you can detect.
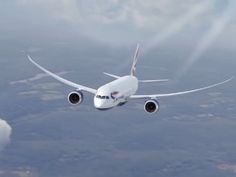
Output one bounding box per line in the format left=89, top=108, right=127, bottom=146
left=68, top=91, right=84, bottom=105
left=144, top=99, right=160, bottom=113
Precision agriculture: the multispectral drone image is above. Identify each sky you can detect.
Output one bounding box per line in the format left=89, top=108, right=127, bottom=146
left=0, top=1, right=236, bottom=176
left=1, top=0, right=236, bottom=45
left=0, top=0, right=235, bottom=78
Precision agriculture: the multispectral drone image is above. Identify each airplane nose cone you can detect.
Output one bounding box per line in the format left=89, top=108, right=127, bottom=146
left=94, top=98, right=111, bottom=110
left=94, top=98, right=104, bottom=108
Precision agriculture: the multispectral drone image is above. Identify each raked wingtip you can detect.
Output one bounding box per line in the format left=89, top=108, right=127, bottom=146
left=228, top=76, right=234, bottom=82
left=27, top=55, right=31, bottom=60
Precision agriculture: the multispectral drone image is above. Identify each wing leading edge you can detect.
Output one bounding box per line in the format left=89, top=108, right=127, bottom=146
left=28, top=55, right=97, bottom=94
left=139, top=79, right=169, bottom=83
left=130, top=77, right=234, bottom=99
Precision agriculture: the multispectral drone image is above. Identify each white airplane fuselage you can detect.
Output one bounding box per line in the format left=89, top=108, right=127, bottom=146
left=94, top=76, right=138, bottom=110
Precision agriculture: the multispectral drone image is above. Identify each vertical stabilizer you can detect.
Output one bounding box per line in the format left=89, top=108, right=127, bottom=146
left=131, top=44, right=140, bottom=76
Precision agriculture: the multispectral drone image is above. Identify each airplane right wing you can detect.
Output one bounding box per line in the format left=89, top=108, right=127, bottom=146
left=28, top=55, right=97, bottom=95
left=104, top=72, right=169, bottom=83
left=130, top=77, right=234, bottom=99
left=138, top=79, right=169, bottom=83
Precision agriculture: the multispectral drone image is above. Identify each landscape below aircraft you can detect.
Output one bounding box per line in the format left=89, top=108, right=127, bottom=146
left=28, top=44, right=233, bottom=113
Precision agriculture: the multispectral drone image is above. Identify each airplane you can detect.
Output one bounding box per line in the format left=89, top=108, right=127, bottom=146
left=28, top=44, right=233, bottom=113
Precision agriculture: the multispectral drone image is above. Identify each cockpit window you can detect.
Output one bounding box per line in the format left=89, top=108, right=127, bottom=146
left=96, top=95, right=101, bottom=98
left=96, top=95, right=109, bottom=99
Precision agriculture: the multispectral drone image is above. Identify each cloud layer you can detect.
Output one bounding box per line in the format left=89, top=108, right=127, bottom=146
left=14, top=0, right=236, bottom=44
left=0, top=119, right=12, bottom=151
left=16, top=0, right=220, bottom=28
left=10, top=72, right=69, bottom=85
left=176, top=0, right=236, bottom=78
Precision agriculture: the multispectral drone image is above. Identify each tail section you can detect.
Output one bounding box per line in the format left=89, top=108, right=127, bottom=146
left=130, top=44, right=140, bottom=76
left=104, top=44, right=169, bottom=84
left=129, top=44, right=169, bottom=83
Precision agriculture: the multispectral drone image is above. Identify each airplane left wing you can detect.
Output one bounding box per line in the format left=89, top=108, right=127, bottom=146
left=28, top=55, right=97, bottom=95
left=130, top=77, right=233, bottom=99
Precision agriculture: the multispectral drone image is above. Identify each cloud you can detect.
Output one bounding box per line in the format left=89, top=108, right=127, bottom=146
left=18, top=82, right=65, bottom=101
left=176, top=0, right=236, bottom=78
left=16, top=0, right=213, bottom=28
left=218, top=163, right=236, bottom=173
left=19, top=91, right=40, bottom=96
left=12, top=72, right=67, bottom=102
left=19, top=89, right=65, bottom=102
left=40, top=94, right=65, bottom=101
left=0, top=119, right=12, bottom=151
left=10, top=71, right=69, bottom=85
left=31, top=83, right=62, bottom=90
left=141, top=0, right=215, bottom=55
left=15, top=0, right=235, bottom=44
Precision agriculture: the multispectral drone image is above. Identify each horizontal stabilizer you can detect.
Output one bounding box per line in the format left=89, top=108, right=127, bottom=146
left=103, top=72, right=121, bottom=79
left=139, top=79, right=169, bottom=83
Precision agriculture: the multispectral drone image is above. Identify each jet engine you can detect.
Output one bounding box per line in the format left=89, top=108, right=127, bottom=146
left=68, top=90, right=83, bottom=105
left=144, top=99, right=160, bottom=113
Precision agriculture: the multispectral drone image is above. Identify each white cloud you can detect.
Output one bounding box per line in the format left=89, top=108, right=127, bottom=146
left=218, top=163, right=236, bottom=173
left=17, top=0, right=212, bottom=28
left=11, top=68, right=70, bottom=101
left=142, top=0, right=215, bottom=55
left=12, top=72, right=67, bottom=102
left=19, top=89, right=65, bottom=102
left=31, top=83, right=62, bottom=90
left=40, top=94, right=65, bottom=101
left=0, top=119, right=12, bottom=151
left=10, top=71, right=69, bottom=85
left=176, top=0, right=236, bottom=78
left=15, top=0, right=236, bottom=45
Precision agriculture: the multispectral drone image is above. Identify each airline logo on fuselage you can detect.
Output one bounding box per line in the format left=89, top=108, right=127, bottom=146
left=111, top=91, right=119, bottom=100
left=111, top=91, right=125, bottom=102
